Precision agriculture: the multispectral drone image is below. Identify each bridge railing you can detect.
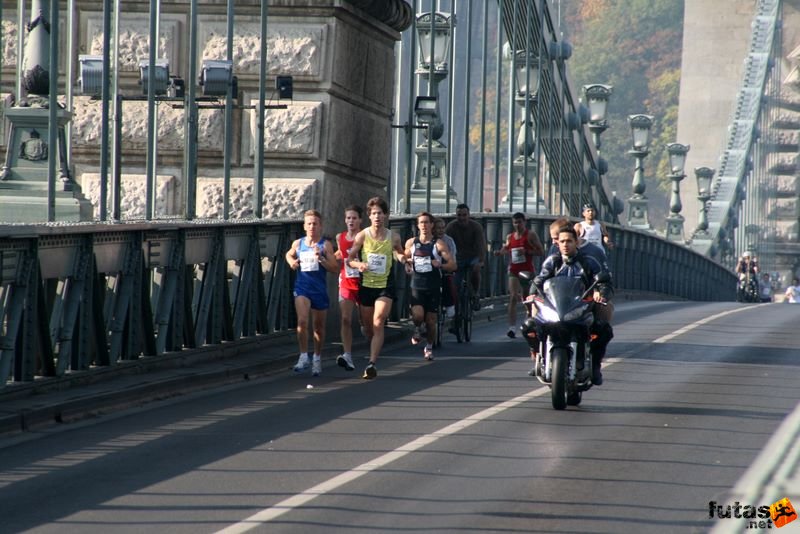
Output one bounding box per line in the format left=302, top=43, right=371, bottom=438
left=0, top=215, right=735, bottom=389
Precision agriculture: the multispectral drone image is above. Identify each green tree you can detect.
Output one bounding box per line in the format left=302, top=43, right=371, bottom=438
left=563, top=0, right=684, bottom=229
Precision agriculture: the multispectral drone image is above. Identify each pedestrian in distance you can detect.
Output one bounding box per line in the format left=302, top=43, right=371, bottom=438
left=785, top=278, right=800, bottom=303
left=758, top=273, right=774, bottom=303
left=494, top=212, right=544, bottom=339
left=285, top=210, right=339, bottom=376
left=346, top=197, right=407, bottom=379
left=334, top=204, right=364, bottom=372
left=404, top=212, right=456, bottom=360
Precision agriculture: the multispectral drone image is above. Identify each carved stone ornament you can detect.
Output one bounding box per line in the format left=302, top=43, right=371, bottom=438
left=19, top=130, right=48, bottom=161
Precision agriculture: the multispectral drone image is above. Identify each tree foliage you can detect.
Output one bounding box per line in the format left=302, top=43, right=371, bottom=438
left=563, top=0, right=684, bottom=228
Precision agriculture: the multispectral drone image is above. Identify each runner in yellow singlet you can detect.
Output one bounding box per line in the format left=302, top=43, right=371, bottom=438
left=346, top=197, right=406, bottom=379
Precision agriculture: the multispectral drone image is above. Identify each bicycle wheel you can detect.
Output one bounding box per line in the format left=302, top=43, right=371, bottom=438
left=452, top=312, right=463, bottom=343
left=463, top=304, right=472, bottom=342
left=455, top=285, right=468, bottom=343
left=462, top=285, right=473, bottom=343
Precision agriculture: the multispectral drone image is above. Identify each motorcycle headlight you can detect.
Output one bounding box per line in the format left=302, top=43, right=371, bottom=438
left=563, top=304, right=588, bottom=321
left=539, top=306, right=560, bottom=322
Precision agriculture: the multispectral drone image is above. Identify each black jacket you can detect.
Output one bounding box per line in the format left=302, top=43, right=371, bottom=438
left=534, top=250, right=612, bottom=299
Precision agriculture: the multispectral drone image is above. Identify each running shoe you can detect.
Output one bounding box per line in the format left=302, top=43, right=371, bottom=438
left=293, top=353, right=310, bottom=373
left=411, top=326, right=422, bottom=345
left=337, top=353, right=355, bottom=371
left=362, top=363, right=377, bottom=379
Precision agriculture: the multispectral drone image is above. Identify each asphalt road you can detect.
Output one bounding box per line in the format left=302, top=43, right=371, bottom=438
left=1, top=301, right=799, bottom=533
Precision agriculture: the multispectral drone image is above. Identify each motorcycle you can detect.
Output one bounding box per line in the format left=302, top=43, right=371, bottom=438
left=736, top=272, right=759, bottom=303
left=519, top=272, right=609, bottom=410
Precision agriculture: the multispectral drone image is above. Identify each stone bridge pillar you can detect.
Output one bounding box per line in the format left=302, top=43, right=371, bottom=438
left=0, top=0, right=412, bottom=224
left=249, top=0, right=412, bottom=226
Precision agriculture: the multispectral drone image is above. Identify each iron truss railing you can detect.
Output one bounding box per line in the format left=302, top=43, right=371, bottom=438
left=391, top=0, right=617, bottom=221
left=0, top=217, right=733, bottom=389
left=689, top=0, right=782, bottom=272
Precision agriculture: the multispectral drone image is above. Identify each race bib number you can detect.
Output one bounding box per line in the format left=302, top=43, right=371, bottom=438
left=344, top=248, right=360, bottom=278
left=511, top=247, right=526, bottom=264
left=367, top=253, right=387, bottom=274
left=299, top=250, right=319, bottom=272
left=414, top=255, right=433, bottom=273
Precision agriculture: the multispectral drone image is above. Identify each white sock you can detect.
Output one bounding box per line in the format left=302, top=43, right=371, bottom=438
left=299, top=352, right=308, bottom=358
left=312, top=353, right=321, bottom=361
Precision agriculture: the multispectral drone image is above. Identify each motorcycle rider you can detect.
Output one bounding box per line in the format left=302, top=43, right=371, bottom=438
left=736, top=251, right=759, bottom=277
left=531, top=226, right=613, bottom=385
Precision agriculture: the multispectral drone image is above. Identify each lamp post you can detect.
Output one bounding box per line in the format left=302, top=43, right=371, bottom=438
left=744, top=223, right=760, bottom=256
left=584, top=84, right=612, bottom=149
left=0, top=0, right=92, bottom=222
left=407, top=11, right=458, bottom=213
left=583, top=84, right=612, bottom=218
left=626, top=114, right=654, bottom=229
left=501, top=49, right=546, bottom=213
left=693, top=166, right=715, bottom=237
left=664, top=142, right=690, bottom=242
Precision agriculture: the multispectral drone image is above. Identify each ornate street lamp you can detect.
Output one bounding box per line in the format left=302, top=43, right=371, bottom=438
left=627, top=114, right=654, bottom=229
left=583, top=84, right=612, bottom=148
left=664, top=142, right=690, bottom=242
left=514, top=50, right=540, bottom=99
left=407, top=11, right=457, bottom=213
left=416, top=12, right=452, bottom=76
left=502, top=49, right=546, bottom=213
left=694, top=166, right=715, bottom=236
left=583, top=84, right=612, bottom=218
left=744, top=223, right=761, bottom=255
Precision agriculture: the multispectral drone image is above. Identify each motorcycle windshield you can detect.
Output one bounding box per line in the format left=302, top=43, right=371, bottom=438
left=543, top=277, right=585, bottom=319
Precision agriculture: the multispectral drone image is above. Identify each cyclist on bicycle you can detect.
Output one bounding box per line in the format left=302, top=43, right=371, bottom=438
left=434, top=218, right=458, bottom=319
left=404, top=212, right=455, bottom=360
left=445, top=204, right=486, bottom=311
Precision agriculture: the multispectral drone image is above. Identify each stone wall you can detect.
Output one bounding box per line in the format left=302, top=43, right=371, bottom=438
left=0, top=0, right=407, bottom=225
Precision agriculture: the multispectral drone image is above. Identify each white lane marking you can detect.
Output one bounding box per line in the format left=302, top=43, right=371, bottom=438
left=217, top=385, right=552, bottom=533
left=652, top=303, right=770, bottom=344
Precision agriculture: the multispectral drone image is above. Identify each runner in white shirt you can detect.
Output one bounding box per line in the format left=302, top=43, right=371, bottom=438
left=574, top=203, right=613, bottom=252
